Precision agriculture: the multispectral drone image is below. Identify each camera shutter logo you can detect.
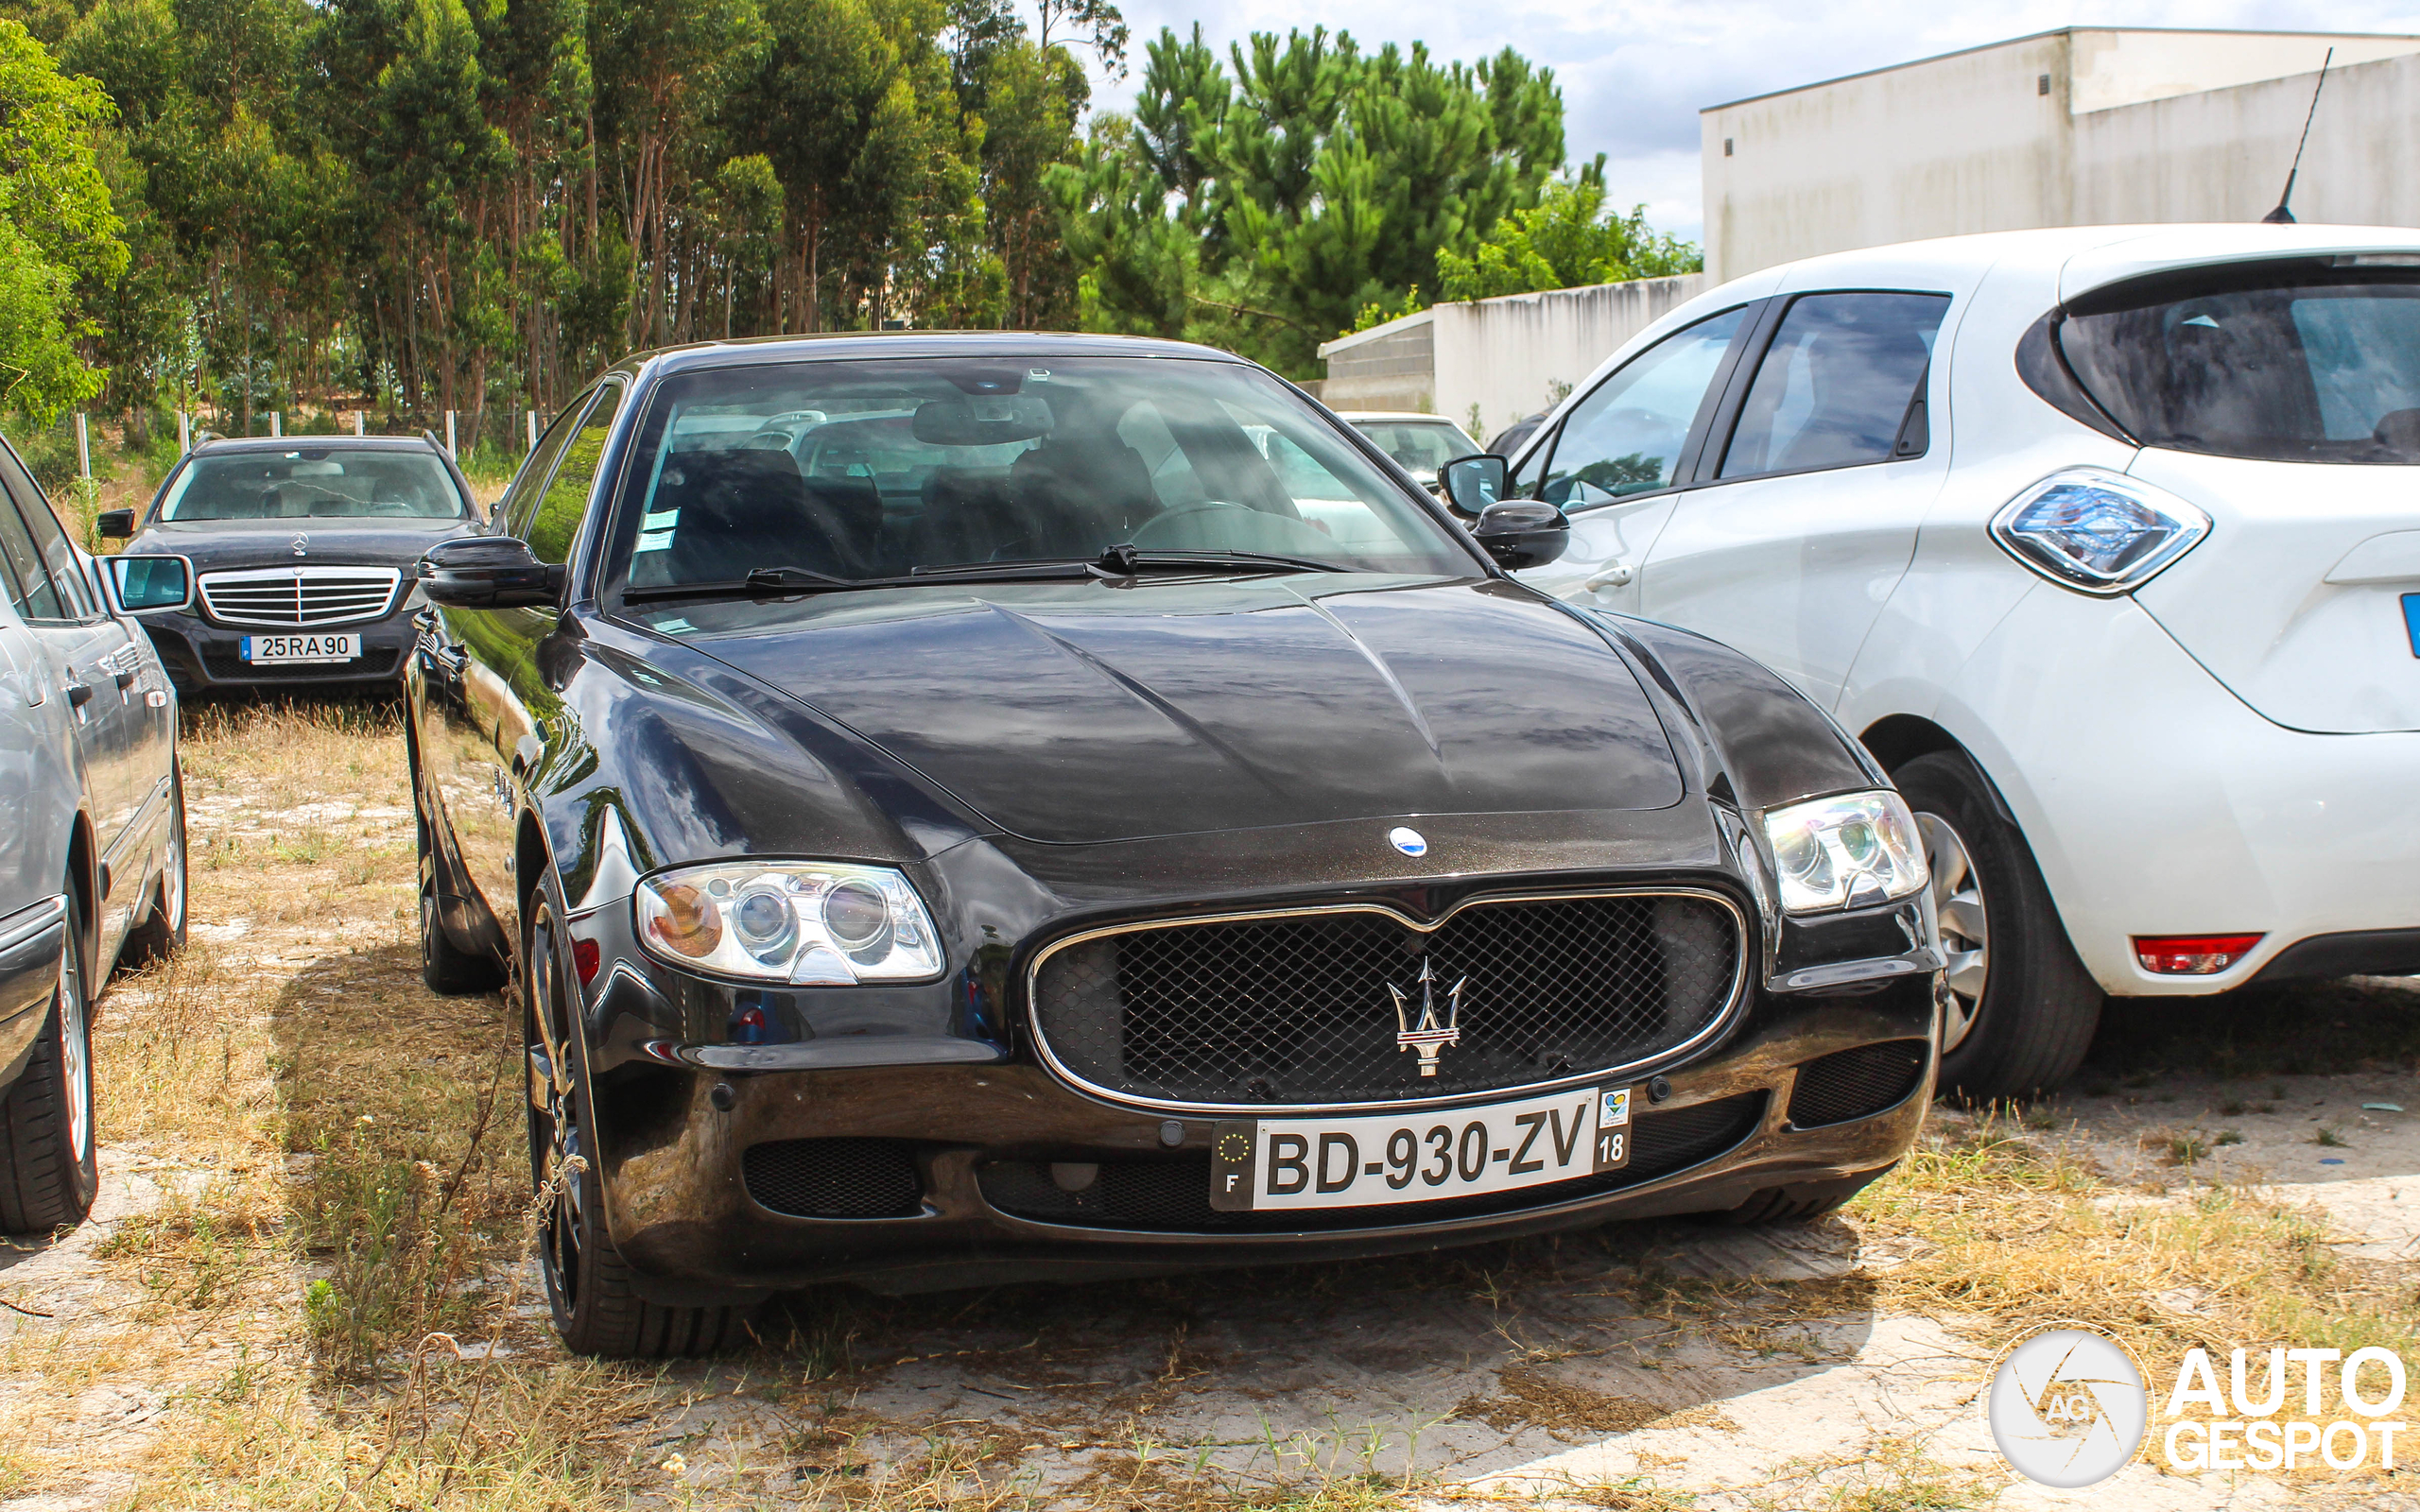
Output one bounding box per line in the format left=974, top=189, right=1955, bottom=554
left=1988, top=1326, right=2149, bottom=1488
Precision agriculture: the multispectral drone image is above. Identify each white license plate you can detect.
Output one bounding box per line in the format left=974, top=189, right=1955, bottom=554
left=241, top=633, right=359, bottom=664
left=1210, top=1084, right=1632, bottom=1211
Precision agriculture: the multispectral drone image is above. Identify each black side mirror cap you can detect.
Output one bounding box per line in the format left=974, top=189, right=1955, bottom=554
left=1439, top=454, right=1508, bottom=517
left=420, top=536, right=563, bottom=609
left=95, top=508, right=134, bottom=540
left=1471, top=501, right=1570, bottom=572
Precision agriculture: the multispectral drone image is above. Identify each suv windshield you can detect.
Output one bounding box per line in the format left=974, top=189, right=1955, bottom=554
left=158, top=448, right=470, bottom=521
left=1347, top=419, right=1478, bottom=483
left=2058, top=265, right=2420, bottom=463
left=603, top=356, right=1473, bottom=591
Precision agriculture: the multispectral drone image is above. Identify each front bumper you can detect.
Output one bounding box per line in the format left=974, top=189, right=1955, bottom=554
left=1946, top=588, right=2420, bottom=996
left=572, top=899, right=1938, bottom=1299
left=135, top=607, right=415, bottom=692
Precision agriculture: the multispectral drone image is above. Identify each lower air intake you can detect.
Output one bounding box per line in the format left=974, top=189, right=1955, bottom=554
left=977, top=1091, right=1767, bottom=1232
left=742, top=1138, right=922, bottom=1218
left=1787, top=1040, right=1930, bottom=1128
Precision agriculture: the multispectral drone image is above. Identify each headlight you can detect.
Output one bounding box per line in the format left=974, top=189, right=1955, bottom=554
left=1760, top=791, right=1927, bottom=914
left=633, top=862, right=943, bottom=984
left=1990, top=467, right=2208, bottom=594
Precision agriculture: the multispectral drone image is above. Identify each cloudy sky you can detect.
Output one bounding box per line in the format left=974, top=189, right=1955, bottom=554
left=1069, top=1, right=2420, bottom=244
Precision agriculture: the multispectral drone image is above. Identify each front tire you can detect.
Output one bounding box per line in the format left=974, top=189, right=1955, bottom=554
left=0, top=902, right=99, bottom=1232
left=526, top=900, right=753, bottom=1358
left=1893, top=750, right=2101, bottom=1102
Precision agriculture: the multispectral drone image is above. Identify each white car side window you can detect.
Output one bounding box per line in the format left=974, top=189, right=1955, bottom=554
left=1535, top=306, right=1750, bottom=509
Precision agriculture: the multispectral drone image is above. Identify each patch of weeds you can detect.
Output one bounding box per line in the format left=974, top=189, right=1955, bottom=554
left=1576, top=1474, right=1698, bottom=1510
left=2215, top=1129, right=2244, bottom=1148
left=1823, top=1436, right=1994, bottom=1510
left=2220, top=1098, right=2247, bottom=1116
left=2162, top=1130, right=2209, bottom=1166
left=2313, top=1125, right=2348, bottom=1148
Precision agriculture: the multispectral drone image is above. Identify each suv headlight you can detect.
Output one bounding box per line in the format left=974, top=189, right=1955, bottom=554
left=633, top=861, right=944, bottom=985
left=1990, top=467, right=2209, bottom=594
left=1761, top=791, right=1927, bottom=914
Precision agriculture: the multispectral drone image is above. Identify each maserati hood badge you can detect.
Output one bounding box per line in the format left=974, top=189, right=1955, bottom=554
left=1390, top=957, right=1464, bottom=1075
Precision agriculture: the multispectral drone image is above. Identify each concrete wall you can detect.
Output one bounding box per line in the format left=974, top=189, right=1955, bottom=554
left=2075, top=49, right=2420, bottom=228
left=1702, top=27, right=2420, bottom=282
left=1432, top=275, right=1704, bottom=440
left=1314, top=313, right=1437, bottom=413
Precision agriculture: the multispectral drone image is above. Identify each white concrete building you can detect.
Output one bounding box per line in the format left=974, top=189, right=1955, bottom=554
left=1314, top=275, right=1703, bottom=442
left=1702, top=27, right=2420, bottom=282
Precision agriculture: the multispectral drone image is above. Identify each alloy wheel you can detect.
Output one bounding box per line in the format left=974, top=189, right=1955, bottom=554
left=1916, top=812, right=1989, bottom=1053
left=60, top=934, right=90, bottom=1163
left=526, top=911, right=583, bottom=1317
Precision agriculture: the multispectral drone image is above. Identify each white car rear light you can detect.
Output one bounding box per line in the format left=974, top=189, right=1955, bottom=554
left=1991, top=467, right=2209, bottom=594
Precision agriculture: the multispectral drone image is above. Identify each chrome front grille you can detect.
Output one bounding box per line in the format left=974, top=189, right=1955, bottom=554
left=198, top=566, right=402, bottom=627
left=1028, top=890, right=1747, bottom=1112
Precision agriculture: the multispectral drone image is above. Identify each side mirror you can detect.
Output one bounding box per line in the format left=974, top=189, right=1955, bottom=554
left=107, top=554, right=193, bottom=612
left=1471, top=501, right=1570, bottom=572
left=1439, top=454, right=1508, bottom=517
left=421, top=536, right=563, bottom=609
left=95, top=508, right=135, bottom=540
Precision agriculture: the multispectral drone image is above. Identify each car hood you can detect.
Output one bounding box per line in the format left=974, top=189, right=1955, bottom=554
left=649, top=574, right=1685, bottom=846
left=126, top=517, right=475, bottom=570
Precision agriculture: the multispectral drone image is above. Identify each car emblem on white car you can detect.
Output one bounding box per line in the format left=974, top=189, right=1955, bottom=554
left=1390, top=957, right=1464, bottom=1075
left=290, top=532, right=309, bottom=558
left=1388, top=826, right=1426, bottom=856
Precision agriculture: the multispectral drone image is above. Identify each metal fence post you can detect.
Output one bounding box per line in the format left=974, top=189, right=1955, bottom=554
left=445, top=411, right=457, bottom=457
left=73, top=414, right=89, bottom=478
left=527, top=410, right=538, bottom=451
left=178, top=411, right=191, bottom=454
left=354, top=410, right=365, bottom=437
left=269, top=411, right=282, bottom=438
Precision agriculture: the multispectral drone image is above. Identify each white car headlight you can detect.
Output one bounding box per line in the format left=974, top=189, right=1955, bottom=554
left=634, top=861, right=943, bottom=985
left=1761, top=791, right=1928, bottom=915
left=1990, top=467, right=2209, bottom=594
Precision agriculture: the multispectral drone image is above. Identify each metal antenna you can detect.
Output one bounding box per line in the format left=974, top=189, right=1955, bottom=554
left=2263, top=46, right=2333, bottom=224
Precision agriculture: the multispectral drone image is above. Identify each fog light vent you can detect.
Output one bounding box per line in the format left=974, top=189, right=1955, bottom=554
left=742, top=1138, right=921, bottom=1218
left=1788, top=1040, right=1929, bottom=1128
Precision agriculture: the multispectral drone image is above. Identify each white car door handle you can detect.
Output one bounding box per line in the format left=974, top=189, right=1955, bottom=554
left=1583, top=559, right=1634, bottom=593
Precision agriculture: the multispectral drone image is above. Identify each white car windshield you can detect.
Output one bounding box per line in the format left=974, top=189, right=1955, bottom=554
left=2059, top=266, right=2420, bottom=464
left=1349, top=419, right=1478, bottom=481
left=159, top=449, right=469, bottom=521
left=604, top=356, right=1474, bottom=588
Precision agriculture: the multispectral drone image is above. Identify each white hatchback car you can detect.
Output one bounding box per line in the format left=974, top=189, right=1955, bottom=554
left=1501, top=224, right=2420, bottom=1100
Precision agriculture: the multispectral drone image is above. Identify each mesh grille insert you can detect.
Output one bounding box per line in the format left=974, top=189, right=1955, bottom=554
left=1787, top=1040, right=1929, bottom=1128
left=742, top=1138, right=922, bottom=1218
left=1033, top=894, right=1741, bottom=1107
left=977, top=1091, right=1767, bottom=1232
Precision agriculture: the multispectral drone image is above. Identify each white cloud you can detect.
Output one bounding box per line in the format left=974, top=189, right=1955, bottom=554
left=1062, top=0, right=2420, bottom=243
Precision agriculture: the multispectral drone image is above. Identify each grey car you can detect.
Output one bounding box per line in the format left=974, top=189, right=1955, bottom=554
left=0, top=438, right=188, bottom=1231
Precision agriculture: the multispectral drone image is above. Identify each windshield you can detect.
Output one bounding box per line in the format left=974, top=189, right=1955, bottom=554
left=1348, top=419, right=1478, bottom=481
left=2059, top=266, right=2420, bottom=463
left=157, top=449, right=469, bottom=521
left=603, top=356, right=1474, bottom=592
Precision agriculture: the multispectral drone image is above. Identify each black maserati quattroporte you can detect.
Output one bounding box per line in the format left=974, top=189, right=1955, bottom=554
left=408, top=334, right=1945, bottom=1358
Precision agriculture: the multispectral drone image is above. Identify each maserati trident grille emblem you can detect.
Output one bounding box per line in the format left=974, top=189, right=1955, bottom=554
left=1389, top=957, right=1464, bottom=1076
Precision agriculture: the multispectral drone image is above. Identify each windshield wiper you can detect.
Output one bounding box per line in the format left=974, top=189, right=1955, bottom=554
left=1088, top=545, right=1341, bottom=577
left=618, top=547, right=1340, bottom=607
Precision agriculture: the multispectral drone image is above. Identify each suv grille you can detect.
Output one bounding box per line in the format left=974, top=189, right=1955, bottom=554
left=1030, top=891, right=1742, bottom=1109
left=199, top=566, right=401, bottom=627
left=978, top=1091, right=1768, bottom=1231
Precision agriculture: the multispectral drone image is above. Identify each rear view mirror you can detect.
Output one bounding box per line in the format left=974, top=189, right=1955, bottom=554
left=95, top=508, right=134, bottom=540
left=911, top=394, right=1053, bottom=446
left=1471, top=502, right=1570, bottom=572
left=1439, top=455, right=1508, bottom=516
left=107, top=554, right=192, bottom=612
left=421, top=536, right=562, bottom=609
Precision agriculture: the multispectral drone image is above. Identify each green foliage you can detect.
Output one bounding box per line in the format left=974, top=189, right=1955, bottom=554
left=1054, top=25, right=1580, bottom=377
left=1434, top=157, right=1701, bottom=301
left=1346, top=284, right=1423, bottom=335
left=0, top=18, right=126, bottom=420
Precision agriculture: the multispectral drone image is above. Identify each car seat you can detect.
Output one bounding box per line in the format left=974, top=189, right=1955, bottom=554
left=655, top=450, right=869, bottom=582
left=1008, top=438, right=1161, bottom=555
